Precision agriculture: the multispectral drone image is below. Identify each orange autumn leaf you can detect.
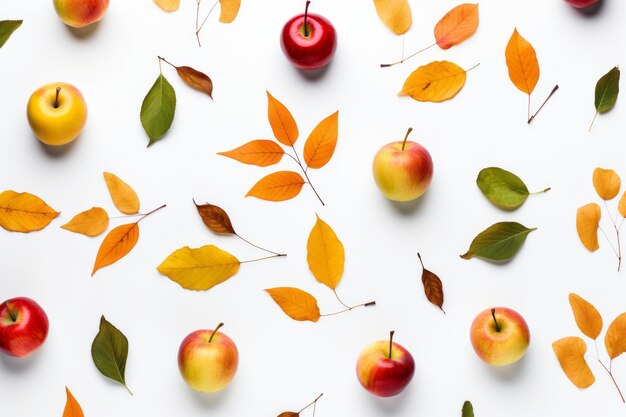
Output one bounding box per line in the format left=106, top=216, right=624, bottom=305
left=373, top=0, right=412, bottom=35
left=218, top=140, right=285, bottom=167
left=61, top=207, right=109, bottom=237
left=576, top=203, right=601, bottom=251
left=434, top=3, right=479, bottom=50
left=307, top=215, right=345, bottom=290
left=63, top=387, right=84, bottom=417
left=304, top=111, right=339, bottom=169
left=246, top=171, right=305, bottom=201
left=219, top=0, right=241, bottom=23
left=265, top=287, right=321, bottom=322
left=154, top=0, right=179, bottom=12
left=267, top=91, right=299, bottom=147
left=176, top=66, right=213, bottom=98
left=92, top=223, right=139, bottom=276
left=505, top=28, right=539, bottom=95
left=592, top=167, right=621, bottom=200
left=552, top=337, right=595, bottom=389
left=605, top=313, right=626, bottom=360
left=619, top=191, right=626, bottom=218
left=103, top=172, right=140, bottom=215
left=399, top=61, right=468, bottom=102
left=569, top=293, right=602, bottom=340
left=0, top=190, right=59, bottom=233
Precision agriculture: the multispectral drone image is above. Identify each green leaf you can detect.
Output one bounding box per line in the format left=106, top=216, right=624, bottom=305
left=590, top=67, right=620, bottom=131
left=462, top=401, right=474, bottom=417
left=460, top=222, right=536, bottom=261
left=91, top=315, right=132, bottom=394
left=140, top=73, right=176, bottom=146
left=0, top=20, right=23, bottom=49
left=477, top=167, right=529, bottom=210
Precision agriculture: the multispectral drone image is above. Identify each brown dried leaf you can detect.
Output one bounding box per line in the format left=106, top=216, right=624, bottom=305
left=568, top=293, right=602, bottom=340
left=103, top=172, right=140, bottom=215
left=552, top=337, right=595, bottom=388
left=61, top=207, right=109, bottom=237
left=265, top=287, right=321, bottom=322
left=605, top=312, right=626, bottom=360
left=218, top=140, right=285, bottom=167
left=417, top=254, right=444, bottom=312
left=92, top=223, right=139, bottom=276
left=194, top=201, right=236, bottom=235
left=176, top=66, right=213, bottom=98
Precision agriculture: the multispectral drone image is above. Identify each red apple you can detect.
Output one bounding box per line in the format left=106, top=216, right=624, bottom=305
left=470, top=307, right=530, bottom=366
left=178, top=323, right=238, bottom=393
left=564, top=0, right=599, bottom=8
left=356, top=331, right=415, bottom=397
left=53, top=0, right=110, bottom=28
left=0, top=297, right=49, bottom=357
left=372, top=128, right=433, bottom=202
left=280, top=1, right=337, bottom=70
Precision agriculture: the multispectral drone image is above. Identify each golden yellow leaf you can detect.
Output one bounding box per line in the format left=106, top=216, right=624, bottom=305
left=154, top=0, right=179, bottom=12
left=373, top=0, right=412, bottom=35
left=434, top=3, right=479, bottom=50
left=267, top=91, right=299, bottom=147
left=552, top=337, right=595, bottom=389
left=219, top=0, right=241, bottom=23
left=592, top=167, right=621, bottom=200
left=505, top=28, right=539, bottom=95
left=265, top=287, right=321, bottom=322
left=605, top=313, right=626, bottom=360
left=246, top=171, right=305, bottom=202
left=398, top=61, right=467, bottom=102
left=304, top=111, right=339, bottom=169
left=0, top=190, right=59, bottom=233
left=619, top=191, right=626, bottom=218
left=63, top=387, right=84, bottom=417
left=307, top=215, right=344, bottom=290
left=103, top=172, right=140, bottom=215
left=157, top=245, right=240, bottom=291
left=569, top=293, right=602, bottom=340
left=92, top=223, right=139, bottom=276
left=61, top=207, right=109, bottom=237
left=576, top=203, right=601, bottom=252
left=218, top=140, right=285, bottom=167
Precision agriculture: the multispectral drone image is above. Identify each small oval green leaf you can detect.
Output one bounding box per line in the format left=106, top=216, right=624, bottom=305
left=477, top=167, right=529, bottom=210
left=460, top=222, right=536, bottom=261
left=462, top=401, right=474, bottom=417
left=0, top=20, right=22, bottom=49
left=590, top=67, right=620, bottom=131
left=91, top=315, right=132, bottom=394
left=141, top=73, right=176, bottom=146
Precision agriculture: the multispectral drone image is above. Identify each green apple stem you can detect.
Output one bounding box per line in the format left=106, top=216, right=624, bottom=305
left=208, top=322, right=224, bottom=343
left=388, top=330, right=395, bottom=359
left=380, top=42, right=436, bottom=68
left=303, top=1, right=312, bottom=37
left=528, top=85, right=559, bottom=124
left=401, top=127, right=413, bottom=151
left=4, top=301, right=16, bottom=322
left=298, top=393, right=324, bottom=414
left=491, top=308, right=501, bottom=332
left=54, top=87, right=61, bottom=108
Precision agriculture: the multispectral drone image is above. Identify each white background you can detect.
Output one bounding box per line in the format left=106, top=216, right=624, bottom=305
left=1, top=0, right=625, bottom=416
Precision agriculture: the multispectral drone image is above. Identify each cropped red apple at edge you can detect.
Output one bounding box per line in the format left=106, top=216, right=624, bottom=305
left=53, top=0, right=110, bottom=28
left=281, top=1, right=337, bottom=70
left=470, top=307, right=530, bottom=366
left=356, top=331, right=415, bottom=397
left=0, top=297, right=49, bottom=358
left=564, top=0, right=599, bottom=8
left=372, top=127, right=434, bottom=202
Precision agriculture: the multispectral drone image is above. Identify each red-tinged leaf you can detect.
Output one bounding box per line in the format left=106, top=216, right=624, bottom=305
left=176, top=66, right=213, bottom=98
left=434, top=3, right=479, bottom=50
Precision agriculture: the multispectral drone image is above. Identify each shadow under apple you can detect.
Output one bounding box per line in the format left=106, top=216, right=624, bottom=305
left=65, top=21, right=102, bottom=39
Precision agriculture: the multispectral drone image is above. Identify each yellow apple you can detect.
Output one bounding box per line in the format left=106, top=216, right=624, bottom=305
left=53, top=0, right=110, bottom=28
left=26, top=82, right=87, bottom=146
left=470, top=307, right=530, bottom=366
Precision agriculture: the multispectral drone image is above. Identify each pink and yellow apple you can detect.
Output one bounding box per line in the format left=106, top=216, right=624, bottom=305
left=372, top=128, right=433, bottom=202
left=564, top=0, right=599, bottom=8
left=178, top=323, right=238, bottom=393
left=0, top=297, right=49, bottom=358
left=470, top=307, right=530, bottom=366
left=53, top=0, right=110, bottom=28
left=356, top=331, right=415, bottom=397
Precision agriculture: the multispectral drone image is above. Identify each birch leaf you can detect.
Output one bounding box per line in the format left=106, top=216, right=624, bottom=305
left=434, top=4, right=479, bottom=50
left=91, top=316, right=131, bottom=393
left=576, top=203, right=601, bottom=251
left=63, top=387, right=84, bottom=417
left=194, top=201, right=236, bottom=235
left=592, top=168, right=620, bottom=200
left=460, top=222, right=536, bottom=261
left=103, top=172, right=140, bottom=215
left=399, top=61, right=468, bottom=102
left=267, top=91, right=298, bottom=146
left=61, top=207, right=109, bottom=237
left=373, top=0, right=412, bottom=35
left=218, top=140, right=285, bottom=167
left=552, top=336, right=595, bottom=388
left=141, top=73, right=176, bottom=146
left=219, top=0, right=241, bottom=23
left=153, top=0, right=179, bottom=12
left=265, top=287, right=321, bottom=322
left=605, top=313, right=626, bottom=360
left=307, top=215, right=344, bottom=290
left=246, top=171, right=305, bottom=202
left=176, top=66, right=213, bottom=98
left=0, top=20, right=22, bottom=49
left=505, top=28, right=539, bottom=95
left=92, top=223, right=139, bottom=276
left=304, top=111, right=339, bottom=169
left=569, top=293, right=602, bottom=340
left=0, top=190, right=59, bottom=233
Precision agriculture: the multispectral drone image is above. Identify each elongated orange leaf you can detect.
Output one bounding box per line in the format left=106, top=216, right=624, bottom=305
left=592, top=168, right=621, bottom=200
left=157, top=245, right=240, bottom=291
left=619, top=191, right=626, bottom=218
left=103, top=172, right=140, bottom=215
left=307, top=215, right=344, bottom=290
left=373, top=0, right=412, bottom=35
left=434, top=3, right=479, bottom=50
left=92, top=223, right=139, bottom=276
left=194, top=201, right=236, bottom=235
left=552, top=337, right=595, bottom=389
left=605, top=313, right=626, bottom=360
left=218, top=140, right=285, bottom=167
left=399, top=61, right=467, bottom=102
left=176, top=66, right=213, bottom=98
left=267, top=91, right=298, bottom=146
left=61, top=207, right=109, bottom=237
left=569, top=293, right=602, bottom=340
left=265, top=287, right=321, bottom=322
left=63, top=387, right=84, bottom=417
left=505, top=28, right=539, bottom=95
left=219, top=0, right=241, bottom=23
left=576, top=203, right=601, bottom=251
left=154, top=0, right=179, bottom=12
left=304, top=111, right=339, bottom=169
left=0, top=190, right=59, bottom=233
left=246, top=171, right=305, bottom=201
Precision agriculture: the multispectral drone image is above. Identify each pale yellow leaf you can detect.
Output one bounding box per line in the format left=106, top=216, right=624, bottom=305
left=605, top=313, right=626, bottom=360
left=219, top=0, right=241, bottom=23
left=265, top=287, right=321, bottom=322
left=103, top=172, right=140, bottom=215
left=61, top=207, right=109, bottom=237
left=92, top=222, right=139, bottom=276
left=154, top=0, right=179, bottom=12
left=592, top=167, right=621, bottom=200
left=399, top=61, right=467, bottom=102
left=373, top=0, right=412, bottom=35
left=569, top=293, right=602, bottom=340
left=576, top=203, right=600, bottom=252
left=552, top=337, right=595, bottom=389
left=307, top=215, right=344, bottom=290
left=63, top=387, right=84, bottom=417
left=0, top=190, right=59, bottom=233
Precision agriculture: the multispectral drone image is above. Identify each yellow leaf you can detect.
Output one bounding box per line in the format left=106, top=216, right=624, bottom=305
left=373, top=0, right=412, bottom=35
left=569, top=293, right=602, bottom=340
left=552, top=337, right=595, bottom=389
left=307, top=215, right=344, bottom=290
left=605, top=313, right=626, bottom=360
left=92, top=223, right=139, bottom=276
left=304, top=111, right=339, bottom=169
left=61, top=207, right=109, bottom=237
left=63, top=387, right=84, bottom=417
left=619, top=191, right=626, bottom=218
left=246, top=171, right=305, bottom=202
left=399, top=61, right=467, bottom=102
left=103, top=172, right=140, bottom=215
left=0, top=190, right=59, bottom=233
left=219, top=0, right=241, bottom=23
left=218, top=140, right=285, bottom=167
left=154, top=0, right=179, bottom=12
left=267, top=91, right=299, bottom=147
left=505, top=28, right=539, bottom=95
left=576, top=203, right=601, bottom=252
left=434, top=3, right=479, bottom=50
left=265, top=287, right=321, bottom=322
left=592, top=167, right=621, bottom=200
left=157, top=245, right=240, bottom=291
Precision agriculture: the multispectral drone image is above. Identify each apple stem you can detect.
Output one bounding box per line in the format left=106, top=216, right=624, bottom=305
left=208, top=322, right=224, bottom=343
left=303, top=1, right=311, bottom=37
left=54, top=87, right=61, bottom=109
left=491, top=308, right=501, bottom=332
left=298, top=393, right=324, bottom=414
left=528, top=84, right=559, bottom=124
left=388, top=330, right=395, bottom=359
left=4, top=301, right=16, bottom=322
left=401, top=127, right=413, bottom=151
left=381, top=42, right=436, bottom=68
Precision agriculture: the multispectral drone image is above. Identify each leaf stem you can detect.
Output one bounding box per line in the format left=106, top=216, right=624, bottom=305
left=4, top=301, right=16, bottom=322
left=589, top=112, right=599, bottom=132
left=158, top=56, right=177, bottom=69
left=320, top=300, right=376, bottom=317
left=401, top=127, right=413, bottom=151
left=298, top=393, right=323, bottom=414
left=380, top=42, right=436, bottom=68
left=235, top=233, right=286, bottom=256
left=239, top=253, right=286, bottom=264
left=196, top=0, right=220, bottom=47
left=528, top=85, right=559, bottom=124
left=529, top=187, right=551, bottom=195
left=598, top=358, right=625, bottom=403
left=491, top=308, right=501, bottom=332
left=54, top=87, right=61, bottom=108
left=465, top=63, right=481, bottom=73
left=417, top=252, right=425, bottom=269
left=285, top=150, right=325, bottom=206
left=333, top=289, right=351, bottom=309
left=388, top=330, right=395, bottom=359
left=123, top=383, right=133, bottom=396
left=599, top=225, right=620, bottom=259
left=138, top=204, right=167, bottom=222
left=208, top=322, right=224, bottom=343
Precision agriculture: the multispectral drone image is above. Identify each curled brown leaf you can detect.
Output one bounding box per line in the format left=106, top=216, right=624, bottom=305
left=194, top=201, right=235, bottom=235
